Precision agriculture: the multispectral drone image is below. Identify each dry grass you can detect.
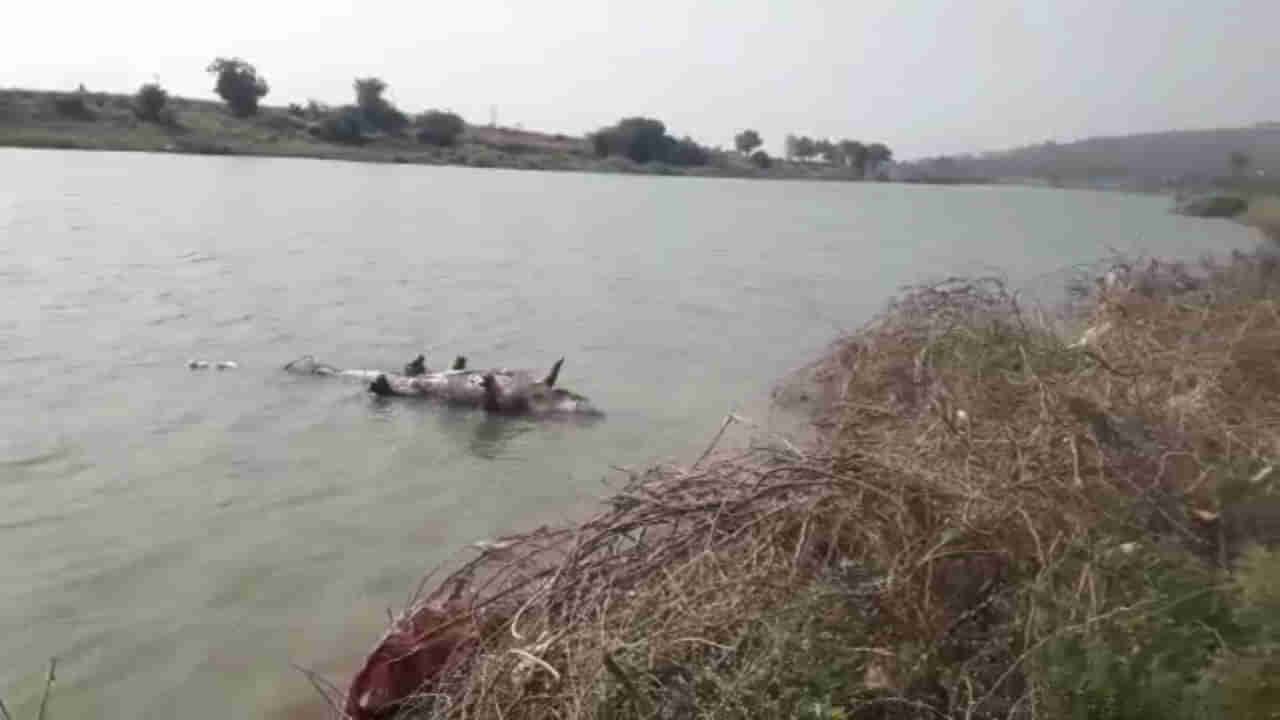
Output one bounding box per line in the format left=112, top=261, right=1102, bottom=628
left=330, top=250, right=1280, bottom=720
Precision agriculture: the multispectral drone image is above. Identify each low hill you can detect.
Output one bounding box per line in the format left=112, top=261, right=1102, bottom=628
left=902, top=124, right=1280, bottom=189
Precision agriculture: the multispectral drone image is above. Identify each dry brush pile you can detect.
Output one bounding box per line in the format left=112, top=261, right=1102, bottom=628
left=328, top=250, right=1280, bottom=720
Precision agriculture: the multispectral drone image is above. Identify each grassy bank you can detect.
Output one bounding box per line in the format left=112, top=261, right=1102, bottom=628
left=0, top=88, right=858, bottom=181
left=330, top=249, right=1280, bottom=720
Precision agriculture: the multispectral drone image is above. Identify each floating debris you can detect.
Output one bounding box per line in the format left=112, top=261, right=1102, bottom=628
left=187, top=359, right=237, bottom=370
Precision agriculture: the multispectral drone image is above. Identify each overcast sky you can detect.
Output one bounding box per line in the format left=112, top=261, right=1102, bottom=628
left=4, top=0, right=1277, bottom=158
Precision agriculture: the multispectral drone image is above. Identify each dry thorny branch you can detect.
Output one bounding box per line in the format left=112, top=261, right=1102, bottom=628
left=329, top=250, right=1280, bottom=720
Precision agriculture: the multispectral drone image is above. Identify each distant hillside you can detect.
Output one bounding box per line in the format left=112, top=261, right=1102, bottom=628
left=902, top=124, right=1280, bottom=186
left=0, top=87, right=855, bottom=182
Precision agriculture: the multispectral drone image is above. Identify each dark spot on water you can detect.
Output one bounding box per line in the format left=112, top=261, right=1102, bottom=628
left=152, top=409, right=204, bottom=435
left=215, top=313, right=254, bottom=327
left=147, top=313, right=188, bottom=326
left=11, top=352, right=56, bottom=364
left=1, top=445, right=72, bottom=469
left=0, top=512, right=65, bottom=532
left=262, top=485, right=344, bottom=512
left=675, top=301, right=725, bottom=318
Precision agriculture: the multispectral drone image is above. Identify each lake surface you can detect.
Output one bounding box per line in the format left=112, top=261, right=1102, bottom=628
left=0, top=148, right=1263, bottom=718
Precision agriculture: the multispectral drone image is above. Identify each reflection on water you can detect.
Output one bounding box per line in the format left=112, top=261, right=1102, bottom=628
left=457, top=412, right=533, bottom=460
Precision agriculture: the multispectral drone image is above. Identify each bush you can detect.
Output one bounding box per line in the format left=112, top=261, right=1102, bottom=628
left=750, top=149, right=773, bottom=169
left=134, top=83, right=169, bottom=123
left=354, top=77, right=409, bottom=134
left=593, top=117, right=666, bottom=163
left=416, top=110, right=465, bottom=146
left=309, top=106, right=366, bottom=144
left=590, top=131, right=610, bottom=157
left=1042, top=545, right=1280, bottom=720
left=665, top=135, right=710, bottom=166
left=207, top=57, right=269, bottom=117
left=592, top=117, right=710, bottom=166
left=53, top=93, right=94, bottom=120
left=286, top=103, right=305, bottom=118
left=735, top=129, right=762, bottom=155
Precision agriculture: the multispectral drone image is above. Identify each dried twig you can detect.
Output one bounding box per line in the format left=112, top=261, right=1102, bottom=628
left=692, top=413, right=737, bottom=470
left=292, top=663, right=344, bottom=719
left=36, top=658, right=56, bottom=720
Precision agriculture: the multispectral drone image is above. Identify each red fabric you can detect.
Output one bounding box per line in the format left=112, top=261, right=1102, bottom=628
left=343, top=584, right=475, bottom=720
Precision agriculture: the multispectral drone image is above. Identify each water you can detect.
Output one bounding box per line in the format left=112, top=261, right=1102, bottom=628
left=0, top=148, right=1262, bottom=718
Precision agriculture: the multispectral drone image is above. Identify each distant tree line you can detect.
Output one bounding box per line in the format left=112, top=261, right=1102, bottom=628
left=127, top=58, right=467, bottom=147
left=727, top=129, right=894, bottom=176
left=591, top=117, right=711, bottom=166
left=785, top=135, right=893, bottom=176
left=119, top=56, right=904, bottom=175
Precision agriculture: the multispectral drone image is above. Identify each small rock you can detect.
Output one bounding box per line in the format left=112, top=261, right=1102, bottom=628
left=187, top=359, right=210, bottom=370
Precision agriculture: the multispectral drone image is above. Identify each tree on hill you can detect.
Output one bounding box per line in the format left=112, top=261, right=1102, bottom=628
left=591, top=117, right=710, bottom=166
left=207, top=58, right=268, bottom=117
left=593, top=117, right=667, bottom=163
left=793, top=136, right=817, bottom=162
left=667, top=136, right=710, bottom=166
left=354, top=77, right=408, bottom=133
left=734, top=129, right=762, bottom=155
left=866, top=143, right=894, bottom=174
left=134, top=82, right=170, bottom=124
left=815, top=138, right=840, bottom=164
left=839, top=139, right=868, bottom=175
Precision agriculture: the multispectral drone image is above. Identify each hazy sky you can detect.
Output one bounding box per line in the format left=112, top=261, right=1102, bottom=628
left=5, top=0, right=1277, bottom=158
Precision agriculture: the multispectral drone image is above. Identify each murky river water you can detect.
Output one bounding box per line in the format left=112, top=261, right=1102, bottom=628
left=0, top=148, right=1262, bottom=718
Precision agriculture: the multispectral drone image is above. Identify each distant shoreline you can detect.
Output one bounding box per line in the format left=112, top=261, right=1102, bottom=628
left=0, top=88, right=875, bottom=182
